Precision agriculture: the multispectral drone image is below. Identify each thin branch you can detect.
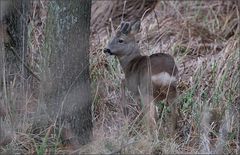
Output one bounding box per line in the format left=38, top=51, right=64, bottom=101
left=6, top=44, right=40, bottom=81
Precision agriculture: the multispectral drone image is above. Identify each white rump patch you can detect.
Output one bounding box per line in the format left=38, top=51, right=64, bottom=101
left=151, top=72, right=176, bottom=86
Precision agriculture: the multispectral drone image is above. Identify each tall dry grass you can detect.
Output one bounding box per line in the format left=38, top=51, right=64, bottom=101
left=0, top=0, right=239, bottom=154
left=89, top=0, right=239, bottom=154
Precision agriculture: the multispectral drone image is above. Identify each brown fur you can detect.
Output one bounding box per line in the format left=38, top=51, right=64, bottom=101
left=104, top=20, right=179, bottom=134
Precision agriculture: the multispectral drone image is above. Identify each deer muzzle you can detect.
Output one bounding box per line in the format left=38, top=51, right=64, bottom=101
left=103, top=48, right=113, bottom=55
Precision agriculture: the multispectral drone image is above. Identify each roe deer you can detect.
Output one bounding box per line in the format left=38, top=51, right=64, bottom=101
left=104, top=20, right=179, bottom=133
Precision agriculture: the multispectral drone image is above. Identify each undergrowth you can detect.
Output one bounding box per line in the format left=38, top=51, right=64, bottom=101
left=0, top=0, right=239, bottom=154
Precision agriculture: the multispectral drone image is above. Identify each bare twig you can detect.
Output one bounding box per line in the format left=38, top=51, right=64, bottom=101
left=6, top=44, right=40, bottom=81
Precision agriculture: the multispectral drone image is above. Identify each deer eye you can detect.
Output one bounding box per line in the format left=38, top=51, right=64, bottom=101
left=118, top=39, right=124, bottom=43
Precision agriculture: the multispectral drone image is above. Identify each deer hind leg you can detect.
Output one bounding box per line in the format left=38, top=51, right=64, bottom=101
left=141, top=95, right=158, bottom=137
left=166, top=85, right=178, bottom=134
left=149, top=100, right=158, bottom=137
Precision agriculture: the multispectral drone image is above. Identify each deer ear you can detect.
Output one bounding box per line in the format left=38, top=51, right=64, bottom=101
left=130, top=20, right=141, bottom=35
left=119, top=21, right=131, bottom=34
left=120, top=22, right=125, bottom=29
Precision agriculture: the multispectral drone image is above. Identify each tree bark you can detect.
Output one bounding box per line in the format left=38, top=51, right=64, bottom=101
left=41, top=0, right=92, bottom=146
left=0, top=0, right=29, bottom=146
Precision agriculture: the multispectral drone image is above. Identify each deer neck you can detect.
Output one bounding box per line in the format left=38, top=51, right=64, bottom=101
left=118, top=48, right=141, bottom=74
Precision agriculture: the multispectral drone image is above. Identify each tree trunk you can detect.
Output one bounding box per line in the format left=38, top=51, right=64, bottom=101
left=41, top=0, right=92, bottom=146
left=0, top=0, right=30, bottom=146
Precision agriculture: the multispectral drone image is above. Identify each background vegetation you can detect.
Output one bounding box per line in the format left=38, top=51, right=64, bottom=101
left=0, top=0, right=239, bottom=154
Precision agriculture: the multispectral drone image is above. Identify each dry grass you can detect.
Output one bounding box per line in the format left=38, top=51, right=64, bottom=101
left=0, top=0, right=239, bottom=154
left=89, top=0, right=239, bottom=154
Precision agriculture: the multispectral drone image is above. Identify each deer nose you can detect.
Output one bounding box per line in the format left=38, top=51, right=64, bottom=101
left=103, top=48, right=112, bottom=55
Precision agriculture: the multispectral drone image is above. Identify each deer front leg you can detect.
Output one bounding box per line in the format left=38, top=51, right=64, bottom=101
left=120, top=79, right=128, bottom=116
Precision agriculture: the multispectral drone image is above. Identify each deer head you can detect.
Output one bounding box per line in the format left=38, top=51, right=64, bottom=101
left=104, top=20, right=141, bottom=57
